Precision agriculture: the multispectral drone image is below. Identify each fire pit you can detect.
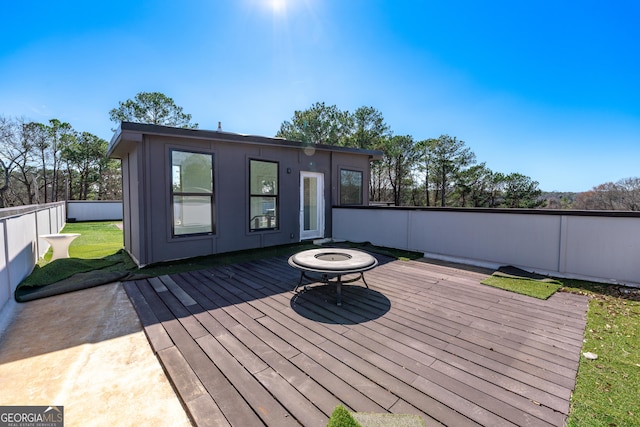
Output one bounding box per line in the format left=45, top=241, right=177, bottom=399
left=288, top=248, right=378, bottom=306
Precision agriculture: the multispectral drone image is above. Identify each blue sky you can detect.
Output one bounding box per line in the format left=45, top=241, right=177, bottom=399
left=1, top=0, right=638, bottom=192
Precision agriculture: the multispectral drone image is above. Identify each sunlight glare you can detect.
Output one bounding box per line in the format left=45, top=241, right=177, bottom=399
left=269, top=0, right=287, bottom=13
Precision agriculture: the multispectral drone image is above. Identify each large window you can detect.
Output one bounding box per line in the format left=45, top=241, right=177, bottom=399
left=250, top=160, right=278, bottom=231
left=340, top=169, right=363, bottom=205
left=171, top=150, right=215, bottom=236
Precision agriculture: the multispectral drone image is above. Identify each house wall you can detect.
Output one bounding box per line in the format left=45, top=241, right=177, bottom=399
left=330, top=152, right=371, bottom=206
left=121, top=149, right=144, bottom=262
left=123, top=134, right=373, bottom=266
left=333, top=206, right=640, bottom=287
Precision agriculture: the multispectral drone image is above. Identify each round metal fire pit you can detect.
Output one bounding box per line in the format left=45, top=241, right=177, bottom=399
left=288, top=248, right=378, bottom=306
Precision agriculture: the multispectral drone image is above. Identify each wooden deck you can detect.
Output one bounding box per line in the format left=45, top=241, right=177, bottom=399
left=122, top=254, right=588, bottom=427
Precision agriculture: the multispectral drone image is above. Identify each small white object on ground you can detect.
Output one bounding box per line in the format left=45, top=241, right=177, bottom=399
left=583, top=352, right=598, bottom=360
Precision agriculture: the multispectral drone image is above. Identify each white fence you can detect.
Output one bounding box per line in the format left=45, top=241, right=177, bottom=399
left=333, top=206, right=640, bottom=287
left=0, top=202, right=67, bottom=330
left=67, top=200, right=123, bottom=221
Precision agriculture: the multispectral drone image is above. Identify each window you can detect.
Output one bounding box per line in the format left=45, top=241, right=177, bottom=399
left=171, top=150, right=215, bottom=236
left=250, top=160, right=278, bottom=231
left=340, top=169, right=363, bottom=205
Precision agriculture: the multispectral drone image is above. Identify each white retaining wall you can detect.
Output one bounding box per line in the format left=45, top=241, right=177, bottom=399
left=333, top=207, right=640, bottom=287
left=67, top=200, right=123, bottom=221
left=0, top=202, right=66, bottom=332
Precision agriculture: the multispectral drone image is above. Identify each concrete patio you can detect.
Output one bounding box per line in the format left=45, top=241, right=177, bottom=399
left=0, top=283, right=192, bottom=427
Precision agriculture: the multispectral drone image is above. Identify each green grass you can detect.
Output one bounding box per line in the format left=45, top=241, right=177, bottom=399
left=561, top=280, right=640, bottom=427
left=23, top=221, right=128, bottom=287
left=480, top=275, right=562, bottom=299
left=42, top=221, right=124, bottom=261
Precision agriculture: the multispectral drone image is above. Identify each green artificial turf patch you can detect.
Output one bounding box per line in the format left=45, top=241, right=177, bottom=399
left=481, top=266, right=562, bottom=299
left=16, top=270, right=131, bottom=302
left=20, top=250, right=128, bottom=288
left=16, top=250, right=135, bottom=301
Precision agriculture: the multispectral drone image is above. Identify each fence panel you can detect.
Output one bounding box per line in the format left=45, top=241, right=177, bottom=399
left=67, top=200, right=123, bottom=222
left=0, top=202, right=66, bottom=328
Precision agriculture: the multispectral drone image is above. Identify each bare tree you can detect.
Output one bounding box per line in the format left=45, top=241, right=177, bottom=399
left=0, top=158, right=11, bottom=208
left=575, top=178, right=640, bottom=211
left=1, top=118, right=38, bottom=205
left=616, top=177, right=640, bottom=211
left=0, top=116, right=15, bottom=207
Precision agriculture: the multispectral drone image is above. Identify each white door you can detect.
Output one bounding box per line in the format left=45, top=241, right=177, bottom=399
left=300, top=172, right=324, bottom=240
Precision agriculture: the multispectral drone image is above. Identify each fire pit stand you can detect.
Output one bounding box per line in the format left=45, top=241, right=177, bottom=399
left=288, top=248, right=378, bottom=306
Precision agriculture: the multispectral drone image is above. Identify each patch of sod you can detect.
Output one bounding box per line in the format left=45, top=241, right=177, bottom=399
left=481, top=266, right=562, bottom=299
left=481, top=275, right=562, bottom=299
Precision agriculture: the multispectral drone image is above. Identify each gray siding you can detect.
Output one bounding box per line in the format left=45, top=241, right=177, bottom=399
left=112, top=125, right=375, bottom=266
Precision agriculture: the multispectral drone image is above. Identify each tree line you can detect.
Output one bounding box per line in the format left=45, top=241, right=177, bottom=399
left=572, top=178, right=640, bottom=211
left=0, top=92, right=196, bottom=208
left=542, top=178, right=640, bottom=211
left=2, top=93, right=638, bottom=211
left=276, top=102, right=544, bottom=208
left=0, top=116, right=121, bottom=208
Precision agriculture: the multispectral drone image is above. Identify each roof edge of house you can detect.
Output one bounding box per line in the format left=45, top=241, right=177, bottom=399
left=108, top=121, right=384, bottom=159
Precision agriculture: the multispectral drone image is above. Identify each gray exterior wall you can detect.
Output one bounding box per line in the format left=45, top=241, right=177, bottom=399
left=109, top=123, right=379, bottom=266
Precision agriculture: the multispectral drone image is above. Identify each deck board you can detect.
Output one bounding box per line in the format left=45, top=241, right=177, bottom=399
left=123, top=254, right=588, bottom=426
